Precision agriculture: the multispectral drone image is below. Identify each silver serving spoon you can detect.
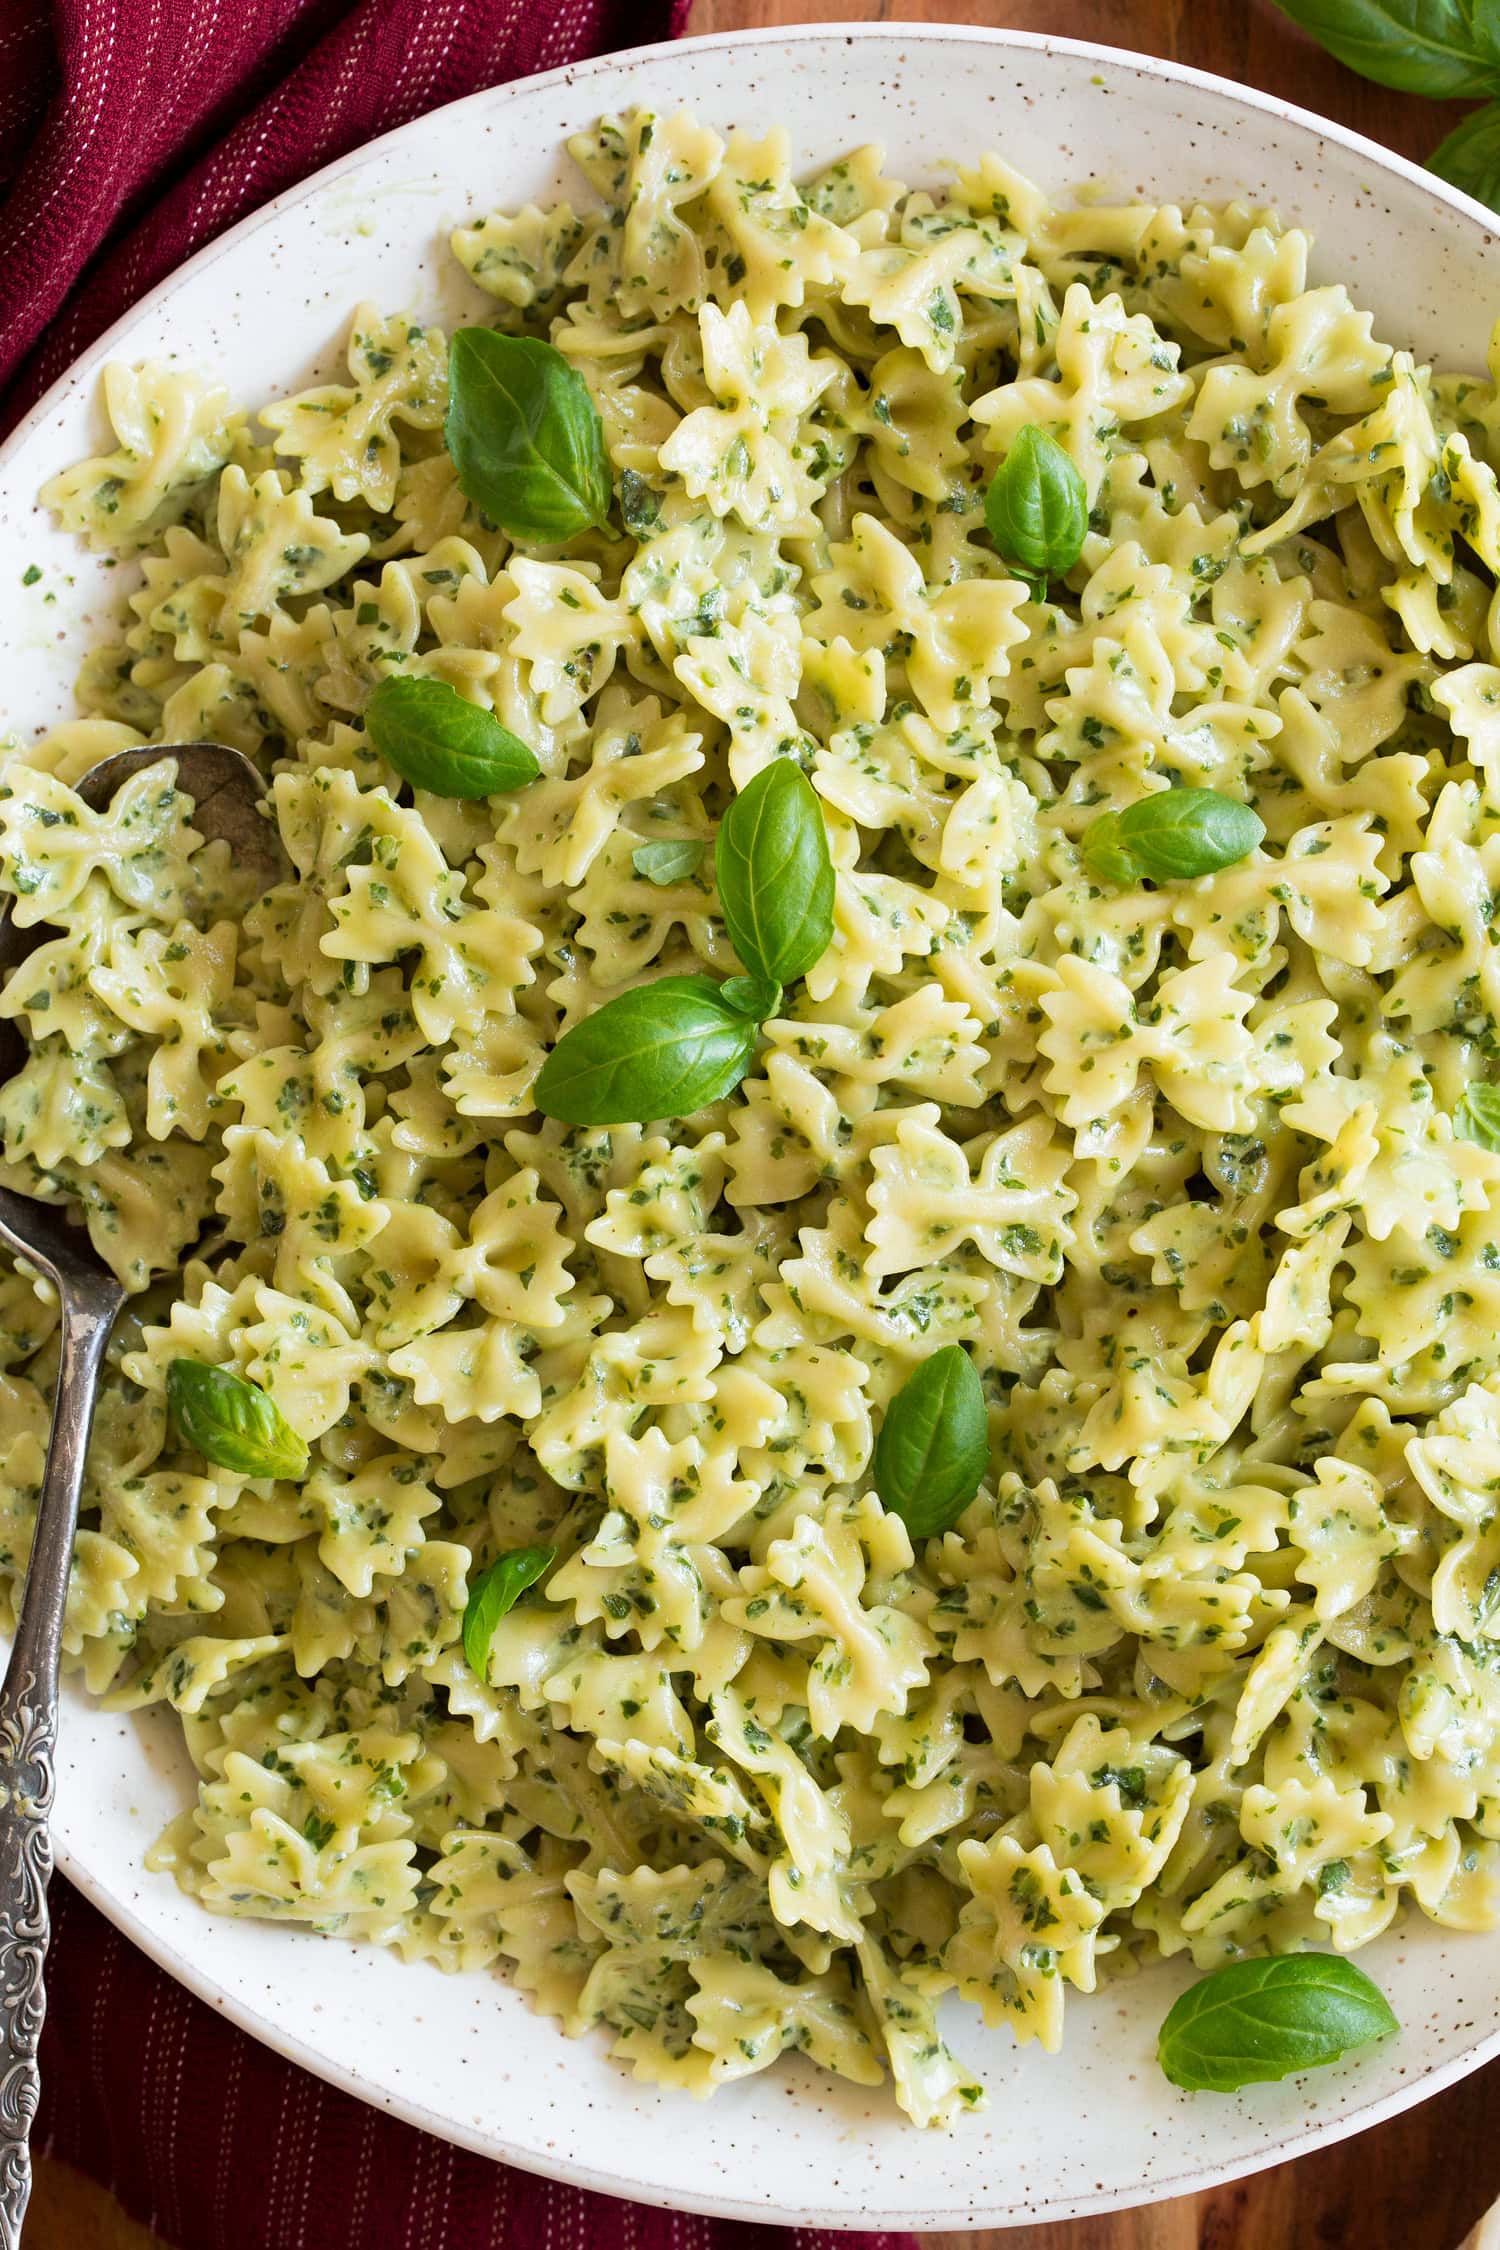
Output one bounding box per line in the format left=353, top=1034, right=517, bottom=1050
left=0, top=742, right=274, bottom=2249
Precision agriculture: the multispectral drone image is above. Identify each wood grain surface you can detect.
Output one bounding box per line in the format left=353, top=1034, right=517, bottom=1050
left=19, top=5, right=1500, bottom=2247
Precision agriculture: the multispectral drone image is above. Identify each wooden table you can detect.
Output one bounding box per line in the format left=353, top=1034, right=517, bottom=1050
left=20, top=3, right=1500, bottom=2246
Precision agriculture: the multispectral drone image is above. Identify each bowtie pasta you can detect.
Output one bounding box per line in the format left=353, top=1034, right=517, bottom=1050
left=6, top=106, right=1500, bottom=2125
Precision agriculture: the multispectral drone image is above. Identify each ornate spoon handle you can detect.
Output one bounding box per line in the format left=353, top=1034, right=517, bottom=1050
left=0, top=1260, right=120, bottom=2250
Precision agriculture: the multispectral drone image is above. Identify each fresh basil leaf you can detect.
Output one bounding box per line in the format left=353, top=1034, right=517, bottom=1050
left=872, top=1345, right=988, bottom=1539
left=720, top=973, right=782, bottom=1020
left=1266, top=0, right=1500, bottom=97
left=167, top=1360, right=309, bottom=1480
left=1083, top=788, right=1264, bottom=885
left=715, top=759, right=835, bottom=988
left=1078, top=810, right=1141, bottom=886
left=1430, top=98, right=1500, bottom=210
left=445, top=328, right=611, bottom=543
left=984, top=424, right=1088, bottom=583
left=462, top=1544, right=556, bottom=1682
left=1158, top=1955, right=1398, bottom=2092
left=533, top=974, right=759, bottom=1125
left=1457, top=1082, right=1500, bottom=1146
left=365, top=675, right=539, bottom=798
left=632, top=838, right=705, bottom=886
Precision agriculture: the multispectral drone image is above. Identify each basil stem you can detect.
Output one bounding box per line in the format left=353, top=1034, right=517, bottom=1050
left=871, top=1345, right=988, bottom=1539
left=1158, top=1955, right=1398, bottom=2093
left=1082, top=787, right=1264, bottom=885
left=167, top=1360, right=309, bottom=1480
left=445, top=327, right=612, bottom=543
left=533, top=974, right=760, bottom=1126
left=984, top=424, right=1088, bottom=586
left=632, top=838, right=705, bottom=885
left=462, top=1544, right=557, bottom=1682
left=365, top=675, right=539, bottom=798
left=714, top=758, right=835, bottom=990
left=1457, top=1082, right=1500, bottom=1148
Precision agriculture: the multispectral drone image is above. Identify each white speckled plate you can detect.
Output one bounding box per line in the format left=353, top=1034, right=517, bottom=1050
left=3, top=22, right=1499, bottom=2233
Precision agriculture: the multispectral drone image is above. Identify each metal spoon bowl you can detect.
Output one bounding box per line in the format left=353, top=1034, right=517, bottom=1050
left=0, top=742, right=270, bottom=2248
left=0, top=742, right=276, bottom=1084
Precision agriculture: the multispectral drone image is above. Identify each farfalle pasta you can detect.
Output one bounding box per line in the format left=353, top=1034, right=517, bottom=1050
left=6, top=106, right=1500, bottom=2123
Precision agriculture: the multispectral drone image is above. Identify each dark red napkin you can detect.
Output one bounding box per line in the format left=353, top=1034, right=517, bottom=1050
left=4, top=4, right=917, bottom=2243
left=43, top=1881, right=918, bottom=2250
left=0, top=0, right=686, bottom=429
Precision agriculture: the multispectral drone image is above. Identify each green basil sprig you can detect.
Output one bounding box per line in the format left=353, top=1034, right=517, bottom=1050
left=1267, top=1, right=1500, bottom=99
left=872, top=1345, right=988, bottom=1538
left=1083, top=788, right=1264, bottom=885
left=632, top=839, right=705, bottom=886
left=365, top=675, right=539, bottom=798
left=445, top=328, right=611, bottom=543
left=534, top=974, right=761, bottom=1126
left=984, top=424, right=1088, bottom=591
left=1158, top=1955, right=1398, bottom=2093
left=714, top=758, right=836, bottom=989
left=167, top=1360, right=309, bottom=1480
left=1457, top=1082, right=1500, bottom=1147
left=1267, top=4, right=1500, bottom=215
left=1431, top=98, right=1500, bottom=205
left=535, top=758, right=831, bottom=1127
left=462, top=1543, right=557, bottom=1682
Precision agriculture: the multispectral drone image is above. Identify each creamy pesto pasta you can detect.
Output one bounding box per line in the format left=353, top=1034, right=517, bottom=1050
left=6, top=107, right=1500, bottom=2126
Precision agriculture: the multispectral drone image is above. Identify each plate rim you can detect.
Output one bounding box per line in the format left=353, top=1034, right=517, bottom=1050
left=10, top=17, right=1500, bottom=2227
left=56, top=1828, right=1500, bottom=2234
left=7, top=12, right=1500, bottom=472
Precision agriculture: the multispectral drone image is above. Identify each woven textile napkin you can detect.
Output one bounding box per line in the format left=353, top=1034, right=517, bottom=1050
left=4, top=4, right=915, bottom=2244
left=0, top=0, right=684, bottom=428
left=42, top=1881, right=918, bottom=2249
